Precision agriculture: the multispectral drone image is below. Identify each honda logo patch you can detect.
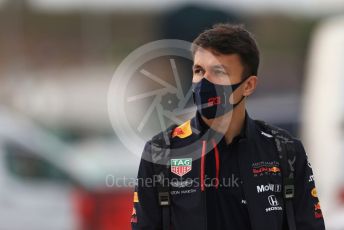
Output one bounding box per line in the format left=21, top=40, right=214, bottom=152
left=268, top=195, right=279, bottom=206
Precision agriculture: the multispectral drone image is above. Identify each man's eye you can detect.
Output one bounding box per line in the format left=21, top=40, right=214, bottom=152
left=214, top=69, right=227, bottom=75
left=194, top=69, right=204, bottom=75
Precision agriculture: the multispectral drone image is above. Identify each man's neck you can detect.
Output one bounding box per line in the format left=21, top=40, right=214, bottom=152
left=202, top=104, right=246, bottom=144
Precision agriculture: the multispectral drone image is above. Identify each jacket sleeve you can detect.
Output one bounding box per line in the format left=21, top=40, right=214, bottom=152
left=131, top=141, right=162, bottom=230
left=293, top=140, right=325, bottom=229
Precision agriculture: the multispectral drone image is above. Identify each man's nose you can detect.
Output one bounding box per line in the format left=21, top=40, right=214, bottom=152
left=202, top=73, right=216, bottom=83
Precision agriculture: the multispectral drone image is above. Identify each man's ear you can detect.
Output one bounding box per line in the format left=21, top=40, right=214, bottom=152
left=243, top=76, right=258, bottom=96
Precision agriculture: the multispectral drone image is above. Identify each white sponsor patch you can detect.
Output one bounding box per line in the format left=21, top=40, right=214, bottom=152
left=266, top=206, right=283, bottom=212
left=261, top=131, right=273, bottom=138
left=257, top=184, right=282, bottom=193
left=265, top=195, right=283, bottom=212
left=170, top=179, right=193, bottom=188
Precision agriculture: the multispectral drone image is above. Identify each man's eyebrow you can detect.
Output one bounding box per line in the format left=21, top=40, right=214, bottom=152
left=192, top=64, right=230, bottom=72
left=192, top=64, right=202, bottom=70
left=212, top=64, right=228, bottom=70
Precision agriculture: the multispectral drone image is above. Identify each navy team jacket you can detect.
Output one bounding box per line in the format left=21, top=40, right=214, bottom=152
left=131, top=112, right=325, bottom=230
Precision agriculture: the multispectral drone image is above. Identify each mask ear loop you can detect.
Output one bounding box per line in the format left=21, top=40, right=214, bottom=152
left=223, top=77, right=248, bottom=107
left=230, top=95, right=246, bottom=107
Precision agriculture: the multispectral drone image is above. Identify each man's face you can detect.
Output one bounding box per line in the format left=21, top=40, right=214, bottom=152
left=192, top=48, right=245, bottom=85
left=192, top=48, right=250, bottom=103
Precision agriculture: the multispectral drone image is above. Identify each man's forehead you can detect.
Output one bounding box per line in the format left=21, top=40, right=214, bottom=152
left=194, top=54, right=240, bottom=69
left=194, top=48, right=240, bottom=64
left=193, top=50, right=223, bottom=66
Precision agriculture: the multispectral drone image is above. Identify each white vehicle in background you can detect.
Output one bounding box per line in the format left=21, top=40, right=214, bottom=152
left=302, top=15, right=344, bottom=229
left=0, top=108, right=139, bottom=230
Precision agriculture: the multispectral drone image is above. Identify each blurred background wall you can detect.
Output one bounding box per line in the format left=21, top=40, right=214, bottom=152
left=0, top=0, right=325, bottom=137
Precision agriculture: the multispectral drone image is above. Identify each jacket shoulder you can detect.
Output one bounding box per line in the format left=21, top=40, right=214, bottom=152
left=254, top=119, right=296, bottom=140
left=254, top=120, right=305, bottom=156
left=149, top=123, right=178, bottom=148
left=147, top=119, right=195, bottom=156
left=140, top=124, right=178, bottom=165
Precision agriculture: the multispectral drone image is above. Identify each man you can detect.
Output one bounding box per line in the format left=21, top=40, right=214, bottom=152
left=131, top=24, right=325, bottom=230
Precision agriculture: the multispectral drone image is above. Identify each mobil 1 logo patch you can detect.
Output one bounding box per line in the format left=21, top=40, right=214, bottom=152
left=257, top=183, right=282, bottom=194
left=171, top=158, right=192, bottom=177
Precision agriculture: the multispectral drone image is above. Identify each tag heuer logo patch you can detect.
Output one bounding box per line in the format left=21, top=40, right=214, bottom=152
left=171, top=158, right=192, bottom=177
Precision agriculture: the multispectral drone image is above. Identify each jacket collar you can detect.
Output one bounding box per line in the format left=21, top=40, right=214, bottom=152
left=191, top=110, right=256, bottom=141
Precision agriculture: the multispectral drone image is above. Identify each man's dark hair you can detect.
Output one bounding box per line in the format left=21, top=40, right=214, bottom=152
left=191, top=23, right=260, bottom=78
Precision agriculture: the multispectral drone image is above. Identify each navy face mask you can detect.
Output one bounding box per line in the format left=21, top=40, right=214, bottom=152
left=192, top=78, right=246, bottom=119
